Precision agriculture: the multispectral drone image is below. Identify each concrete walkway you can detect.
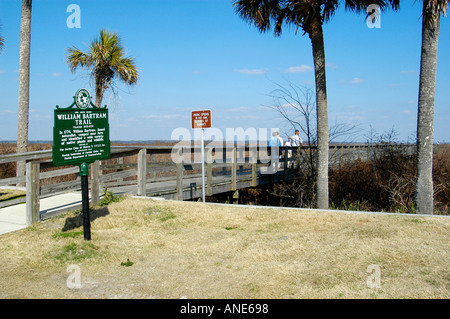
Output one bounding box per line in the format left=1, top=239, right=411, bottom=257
left=0, top=191, right=84, bottom=236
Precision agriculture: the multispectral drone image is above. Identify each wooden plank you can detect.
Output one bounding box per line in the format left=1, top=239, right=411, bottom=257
left=102, top=179, right=138, bottom=188
left=39, top=166, right=79, bottom=179
left=0, top=175, right=26, bottom=186
left=0, top=196, right=26, bottom=208
left=98, top=169, right=137, bottom=183
left=41, top=179, right=81, bottom=196
left=26, top=162, right=40, bottom=225
left=0, top=150, right=52, bottom=164
left=100, top=163, right=136, bottom=170
left=137, top=148, right=147, bottom=196
left=251, top=149, right=257, bottom=187
left=231, top=147, right=237, bottom=191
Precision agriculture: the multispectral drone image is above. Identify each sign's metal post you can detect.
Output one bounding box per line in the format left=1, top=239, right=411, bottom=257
left=79, top=162, right=91, bottom=241
left=201, top=128, right=206, bottom=203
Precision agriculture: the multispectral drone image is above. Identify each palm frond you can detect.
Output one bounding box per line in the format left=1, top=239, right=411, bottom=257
left=233, top=0, right=284, bottom=34
left=65, top=46, right=90, bottom=72
left=115, top=57, right=139, bottom=85
left=234, top=0, right=402, bottom=36
left=0, top=36, right=5, bottom=53
left=424, top=0, right=448, bottom=20
left=0, top=25, right=5, bottom=53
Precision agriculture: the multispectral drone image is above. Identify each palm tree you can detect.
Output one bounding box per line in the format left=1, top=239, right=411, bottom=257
left=415, top=0, right=448, bottom=214
left=0, top=29, right=5, bottom=53
left=233, top=0, right=399, bottom=209
left=0, top=36, right=4, bottom=53
left=65, top=29, right=139, bottom=108
left=16, top=0, right=32, bottom=180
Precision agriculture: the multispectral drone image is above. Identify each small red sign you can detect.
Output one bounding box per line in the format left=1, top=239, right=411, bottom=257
left=191, top=110, right=211, bottom=129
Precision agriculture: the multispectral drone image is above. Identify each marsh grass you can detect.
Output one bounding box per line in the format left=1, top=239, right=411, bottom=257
left=0, top=196, right=448, bottom=299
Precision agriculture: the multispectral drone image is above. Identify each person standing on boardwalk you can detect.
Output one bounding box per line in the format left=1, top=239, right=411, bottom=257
left=291, top=130, right=302, bottom=147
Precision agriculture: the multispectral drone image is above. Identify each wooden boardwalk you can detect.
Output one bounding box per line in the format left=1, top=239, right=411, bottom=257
left=0, top=142, right=416, bottom=222
left=112, top=166, right=291, bottom=200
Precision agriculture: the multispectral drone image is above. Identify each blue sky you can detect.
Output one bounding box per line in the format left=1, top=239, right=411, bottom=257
left=0, top=0, right=448, bottom=143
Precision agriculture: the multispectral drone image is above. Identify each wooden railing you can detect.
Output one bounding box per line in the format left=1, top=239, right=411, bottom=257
left=0, top=143, right=419, bottom=225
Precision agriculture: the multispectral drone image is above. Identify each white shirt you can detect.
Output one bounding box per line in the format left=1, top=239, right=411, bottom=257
left=291, top=134, right=302, bottom=146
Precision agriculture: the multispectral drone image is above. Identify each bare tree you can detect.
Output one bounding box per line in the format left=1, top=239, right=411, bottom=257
left=267, top=81, right=359, bottom=207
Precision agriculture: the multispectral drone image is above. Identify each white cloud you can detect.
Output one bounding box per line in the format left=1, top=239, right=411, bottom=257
left=326, top=63, right=339, bottom=69
left=222, top=106, right=268, bottom=115
left=350, top=77, right=365, bottom=84
left=340, top=77, right=365, bottom=85
left=235, top=68, right=267, bottom=75
left=331, top=111, right=366, bottom=122
left=223, top=106, right=252, bottom=112
left=284, top=65, right=313, bottom=73
left=52, top=72, right=63, bottom=77
left=400, top=70, right=417, bottom=75
left=142, top=114, right=185, bottom=120
left=0, top=109, right=15, bottom=115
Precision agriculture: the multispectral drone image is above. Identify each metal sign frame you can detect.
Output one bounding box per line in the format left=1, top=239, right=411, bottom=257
left=191, top=110, right=211, bottom=129
left=52, top=89, right=110, bottom=167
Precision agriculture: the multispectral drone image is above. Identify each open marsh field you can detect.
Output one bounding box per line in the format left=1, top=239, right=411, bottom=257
left=0, top=196, right=448, bottom=299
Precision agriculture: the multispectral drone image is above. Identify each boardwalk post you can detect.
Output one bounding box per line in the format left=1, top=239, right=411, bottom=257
left=90, top=161, right=100, bottom=206
left=231, top=146, right=237, bottom=191
left=251, top=148, right=257, bottom=187
left=150, top=153, right=156, bottom=181
left=26, top=161, right=40, bottom=225
left=137, top=148, right=147, bottom=196
left=176, top=148, right=184, bottom=200
left=284, top=147, right=289, bottom=178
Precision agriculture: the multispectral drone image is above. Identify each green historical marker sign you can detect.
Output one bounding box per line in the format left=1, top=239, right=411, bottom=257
left=53, top=89, right=111, bottom=241
left=53, top=89, right=110, bottom=167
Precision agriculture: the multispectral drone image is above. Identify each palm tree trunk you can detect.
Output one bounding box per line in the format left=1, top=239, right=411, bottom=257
left=415, top=1, right=440, bottom=215
left=309, top=16, right=329, bottom=210
left=95, top=86, right=104, bottom=108
left=16, top=0, right=32, bottom=181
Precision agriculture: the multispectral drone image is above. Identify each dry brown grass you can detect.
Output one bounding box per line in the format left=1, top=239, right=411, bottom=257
left=0, top=196, right=448, bottom=299
left=0, top=189, right=26, bottom=202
